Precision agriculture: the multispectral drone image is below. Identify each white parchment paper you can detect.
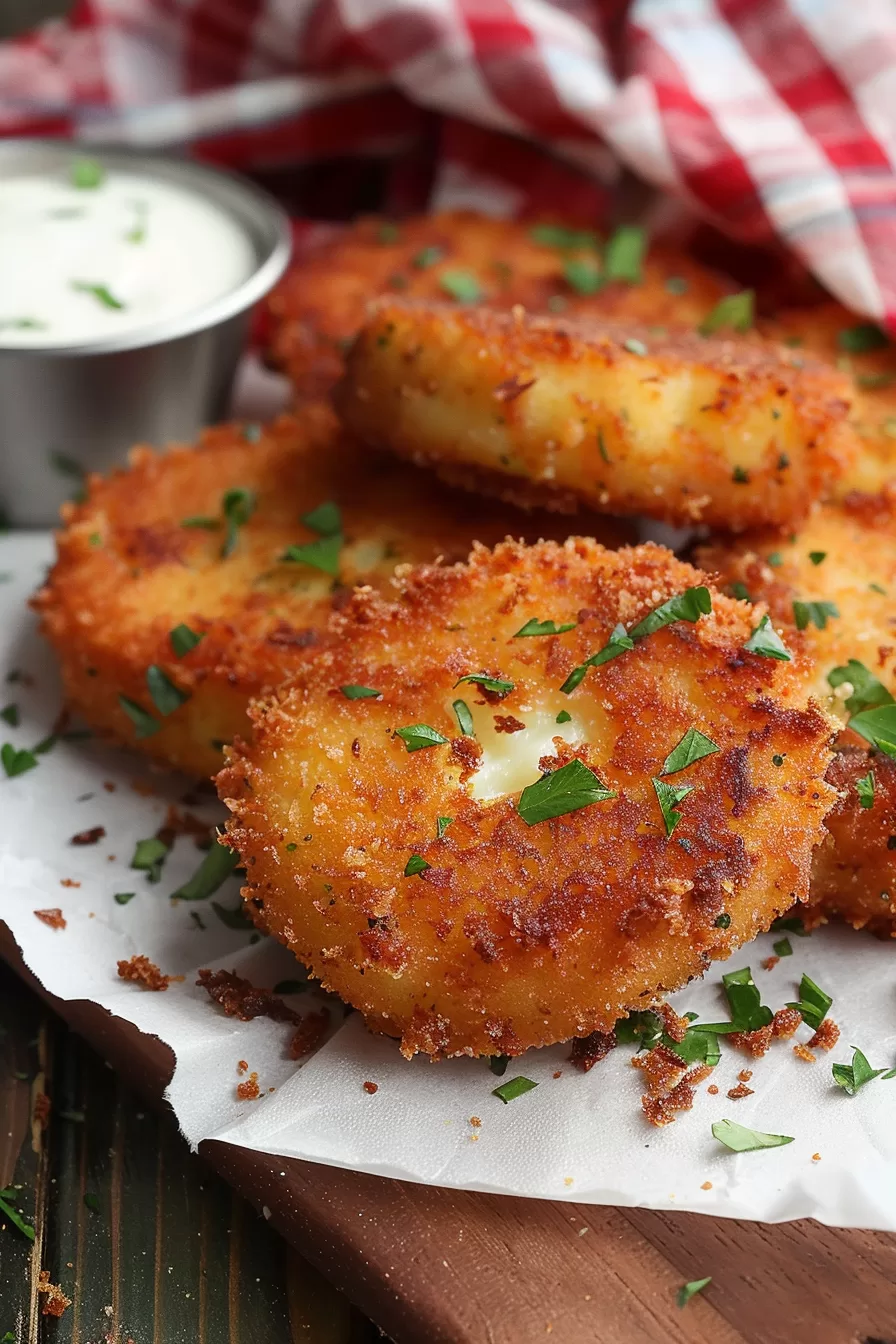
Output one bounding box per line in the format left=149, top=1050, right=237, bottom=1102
left=2, top=533, right=896, bottom=1229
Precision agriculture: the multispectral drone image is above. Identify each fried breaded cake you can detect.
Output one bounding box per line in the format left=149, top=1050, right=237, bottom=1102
left=336, top=301, right=856, bottom=530
left=763, top=303, right=896, bottom=499
left=218, top=538, right=835, bottom=1059
left=699, top=500, right=896, bottom=934
left=266, top=212, right=736, bottom=395
left=36, top=406, right=626, bottom=779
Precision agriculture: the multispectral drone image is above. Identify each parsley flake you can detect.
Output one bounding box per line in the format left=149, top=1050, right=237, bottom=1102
left=341, top=685, right=381, bottom=700
left=730, top=581, right=751, bottom=602
left=792, top=599, right=839, bottom=631
left=492, top=1076, right=538, bottom=1103
left=715, top=913, right=731, bottom=929
left=855, top=770, right=875, bottom=810
left=837, top=323, right=888, bottom=353
left=454, top=673, right=514, bottom=696
left=301, top=500, right=342, bottom=536
left=171, top=836, right=239, bottom=901
left=677, top=1278, right=711, bottom=1308
left=529, top=225, right=598, bottom=250
left=130, top=836, right=169, bottom=883
left=0, top=1189, right=34, bottom=1241
left=395, top=723, right=449, bottom=752
left=514, top=617, right=576, bottom=638
left=170, top=624, right=204, bottom=657
left=281, top=531, right=342, bottom=576
left=809, top=551, right=827, bottom=566
left=652, top=778, right=694, bottom=837
left=556, top=710, right=572, bottom=724
left=788, top=972, right=832, bottom=1030
left=661, top=727, right=719, bottom=776
left=832, top=1046, right=888, bottom=1096
left=699, top=290, right=754, bottom=336
left=488, top=1054, right=510, bottom=1076
left=629, top=586, right=712, bottom=639
left=377, top=223, right=400, bottom=243
left=211, top=901, right=254, bottom=931
left=404, top=854, right=430, bottom=877
left=452, top=698, right=474, bottom=736
left=665, top=275, right=688, bottom=294
left=70, top=156, right=104, bottom=189
left=118, top=695, right=160, bottom=739
left=114, top=891, right=136, bottom=905
left=412, top=245, right=444, bottom=269
left=604, top=225, right=646, bottom=283
left=436, top=816, right=453, bottom=839
left=743, top=615, right=791, bottom=661
left=146, top=665, right=189, bottom=716
left=221, top=488, right=256, bottom=558
left=712, top=1119, right=794, bottom=1152
left=732, top=465, right=750, bottom=483
left=1, top=743, right=37, bottom=778
left=71, top=280, right=125, bottom=310
left=563, top=257, right=602, bottom=295
left=439, top=270, right=482, bottom=303
left=848, top=704, right=896, bottom=758
left=517, top=758, right=615, bottom=826
left=827, top=659, right=893, bottom=714
left=0, top=703, right=19, bottom=727
left=773, top=937, right=792, bottom=957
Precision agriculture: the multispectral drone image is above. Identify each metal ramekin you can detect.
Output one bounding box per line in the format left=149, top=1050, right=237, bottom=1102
left=0, top=140, right=291, bottom=526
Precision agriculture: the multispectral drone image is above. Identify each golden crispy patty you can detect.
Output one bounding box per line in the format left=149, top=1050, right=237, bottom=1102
left=699, top=500, right=896, bottom=934
left=266, top=212, right=735, bottom=395
left=36, top=406, right=623, bottom=779
left=219, top=538, right=835, bottom=1059
left=763, top=303, right=896, bottom=499
left=336, top=300, right=855, bottom=529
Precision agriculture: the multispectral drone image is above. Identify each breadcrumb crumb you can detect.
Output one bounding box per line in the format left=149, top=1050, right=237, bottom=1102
left=33, top=1093, right=51, bottom=1129
left=737, top=1069, right=753, bottom=1082
left=37, top=1271, right=71, bottom=1317
left=727, top=1083, right=755, bottom=1100
left=236, top=1072, right=260, bottom=1101
left=59, top=878, right=80, bottom=888
left=288, top=1009, right=331, bottom=1060
left=569, top=1030, right=617, bottom=1072
left=793, top=1042, right=817, bottom=1063
left=761, top=955, right=779, bottom=971
left=808, top=1018, right=840, bottom=1051
left=34, top=908, right=66, bottom=929
left=196, top=968, right=300, bottom=1023
left=237, top=1059, right=248, bottom=1075
left=116, top=954, right=173, bottom=991
left=363, top=1080, right=378, bottom=1094
left=701, top=1181, right=713, bottom=1190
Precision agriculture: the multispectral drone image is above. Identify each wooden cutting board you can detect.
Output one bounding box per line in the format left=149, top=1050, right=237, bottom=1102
left=2, top=923, right=895, bottom=1344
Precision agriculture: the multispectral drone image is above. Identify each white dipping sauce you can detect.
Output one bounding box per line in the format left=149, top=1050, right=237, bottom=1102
left=0, top=163, right=255, bottom=347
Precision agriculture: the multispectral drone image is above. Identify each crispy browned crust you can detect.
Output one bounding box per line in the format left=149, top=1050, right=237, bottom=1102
left=761, top=302, right=896, bottom=498
left=35, top=405, right=628, bottom=778
left=266, top=212, right=736, bottom=395
left=335, top=300, right=856, bottom=531
left=699, top=501, right=896, bottom=936
left=218, top=538, right=835, bottom=1059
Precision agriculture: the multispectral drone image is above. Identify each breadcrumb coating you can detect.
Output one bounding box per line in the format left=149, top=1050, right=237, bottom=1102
left=218, top=538, right=835, bottom=1059
left=336, top=300, right=855, bottom=529
left=699, top=500, right=896, bottom=934
left=35, top=404, right=624, bottom=778
left=266, top=212, right=735, bottom=395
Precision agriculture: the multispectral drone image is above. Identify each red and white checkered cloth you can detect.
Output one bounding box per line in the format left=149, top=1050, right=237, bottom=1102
left=3, top=1, right=896, bottom=324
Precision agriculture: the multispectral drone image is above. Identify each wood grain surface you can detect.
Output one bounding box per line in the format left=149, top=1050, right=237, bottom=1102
left=3, top=926, right=896, bottom=1344
left=0, top=962, right=378, bottom=1343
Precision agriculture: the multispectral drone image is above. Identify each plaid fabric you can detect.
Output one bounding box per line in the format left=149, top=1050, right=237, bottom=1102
left=2, top=0, right=896, bottom=322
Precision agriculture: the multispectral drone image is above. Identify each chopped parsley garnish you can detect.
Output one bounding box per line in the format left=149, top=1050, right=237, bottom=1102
left=597, top=430, right=611, bottom=463
left=856, top=770, right=876, bottom=809
left=661, top=727, right=719, bottom=776
left=711, top=1119, right=793, bottom=1152
left=488, top=1054, right=510, bottom=1076
left=529, top=224, right=598, bottom=250
left=623, top=337, right=647, bottom=357
left=652, top=778, right=694, bottom=837
left=301, top=500, right=342, bottom=536
left=517, top=758, right=615, bottom=826
left=341, top=685, right=381, bottom=700
left=677, top=1278, right=711, bottom=1308
left=604, top=225, right=646, bottom=283
left=715, top=913, right=731, bottom=929
left=452, top=699, right=474, bottom=736
left=404, top=854, right=430, bottom=877
left=0, top=317, right=47, bottom=331
left=70, top=156, right=104, bottom=189
left=792, top=599, right=839, bottom=631
left=211, top=901, right=254, bottom=931
left=870, top=581, right=889, bottom=594
left=730, top=581, right=751, bottom=602
left=563, top=257, right=602, bottom=295
left=1, top=744, right=37, bottom=778
left=770, top=915, right=808, bottom=936
left=721, top=966, right=772, bottom=1032
left=439, top=270, right=482, bottom=303
left=513, top=617, right=576, bottom=638
left=699, top=290, right=754, bottom=336
left=220, top=488, right=256, bottom=558
left=395, top=723, right=449, bottom=752
left=130, top=835, right=169, bottom=883
left=377, top=223, right=400, bottom=243
left=629, top=586, right=712, bottom=639
left=118, top=695, right=160, bottom=739
left=492, top=1076, right=538, bottom=1103
left=827, top=659, right=892, bottom=714
left=773, top=937, right=793, bottom=957
left=767, top=551, right=783, bottom=567
left=556, top=710, right=572, bottom=724
left=665, top=275, right=688, bottom=294
left=809, top=551, right=827, bottom=566
left=436, top=816, right=453, bottom=838
left=837, top=322, right=888, bottom=353
left=848, top=704, right=896, bottom=758
left=242, top=422, right=262, bottom=442
left=561, top=588, right=711, bottom=695
left=454, top=673, right=514, bottom=696
left=832, top=1046, right=888, bottom=1096
left=281, top=533, right=341, bottom=575
left=114, top=891, right=136, bottom=905
left=0, top=704, right=19, bottom=727
left=743, top=614, right=791, bottom=661
left=732, top=465, right=749, bottom=483
left=787, top=972, right=832, bottom=1030
left=71, top=280, right=125, bottom=310
left=50, top=451, right=86, bottom=484
left=125, top=201, right=148, bottom=244
left=146, top=665, right=189, bottom=716
left=170, top=624, right=204, bottom=657
left=0, top=1189, right=35, bottom=1241
left=412, top=245, right=444, bottom=269
left=170, top=835, right=239, bottom=901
